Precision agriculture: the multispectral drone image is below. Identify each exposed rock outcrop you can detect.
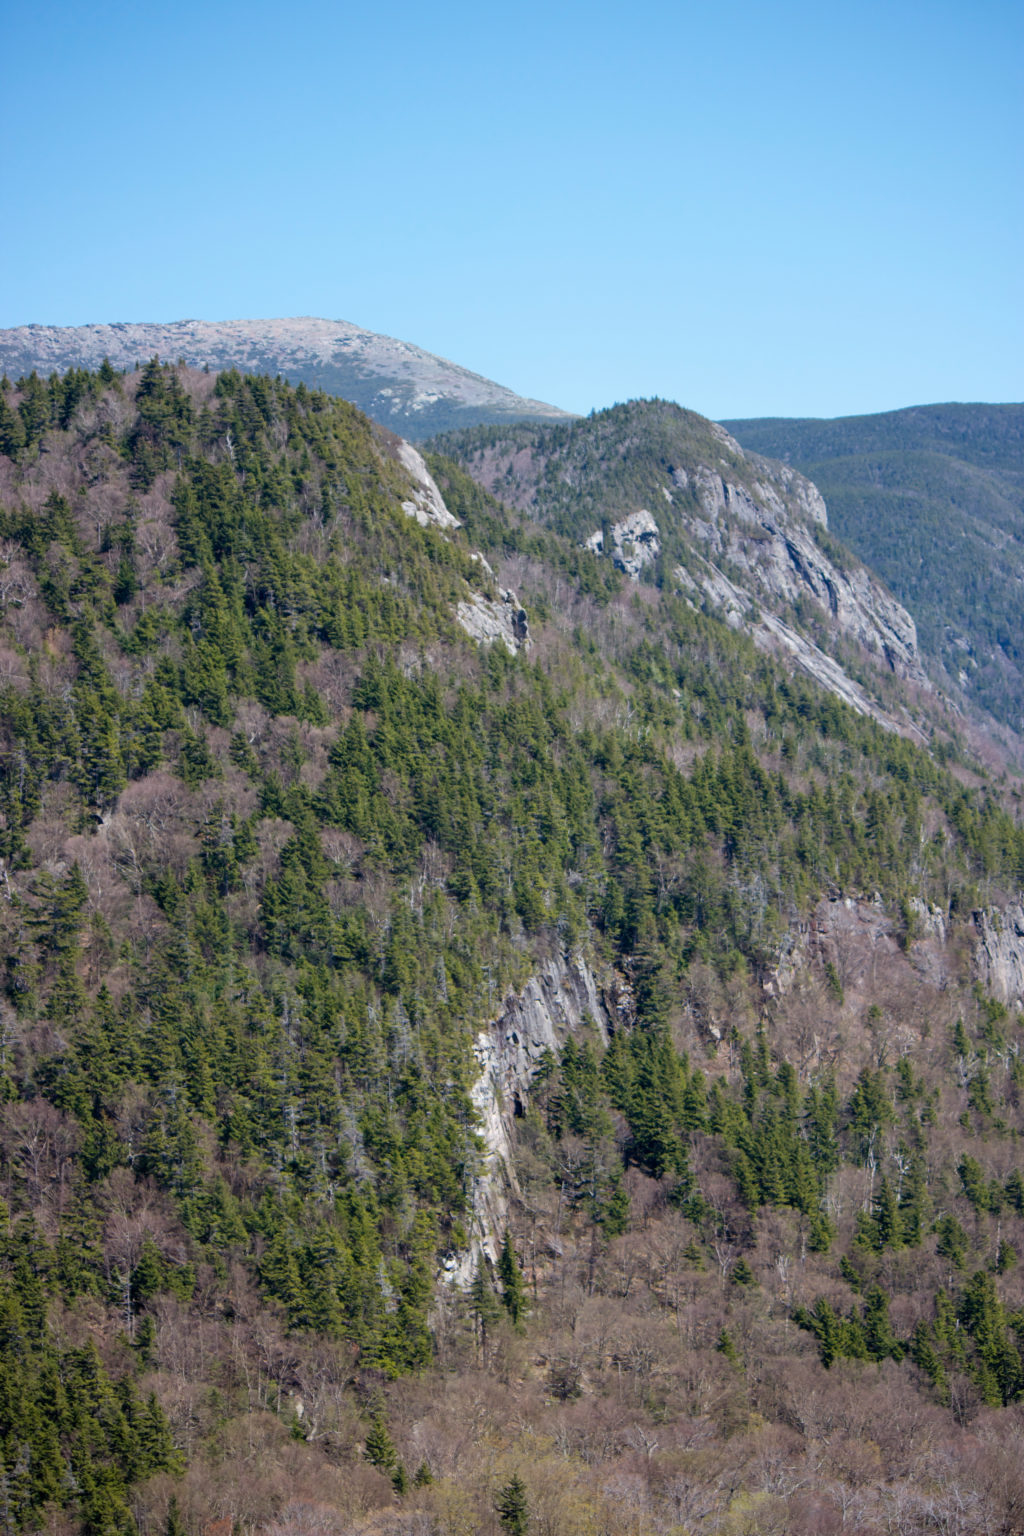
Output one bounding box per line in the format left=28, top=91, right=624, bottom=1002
left=389, top=440, right=530, bottom=654
left=974, top=904, right=1024, bottom=1008
left=674, top=561, right=914, bottom=732
left=686, top=462, right=924, bottom=683
left=586, top=510, right=661, bottom=579
left=456, top=589, right=530, bottom=653
left=397, top=441, right=461, bottom=529
left=446, top=895, right=1024, bottom=1289
left=441, top=402, right=926, bottom=726
left=444, top=954, right=615, bottom=1286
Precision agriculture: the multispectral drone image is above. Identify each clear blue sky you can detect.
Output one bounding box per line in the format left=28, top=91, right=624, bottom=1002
left=3, top=0, right=1021, bottom=420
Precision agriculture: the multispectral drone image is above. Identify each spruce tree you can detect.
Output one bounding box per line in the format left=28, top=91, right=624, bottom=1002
left=497, top=1231, right=527, bottom=1328
left=495, top=1473, right=530, bottom=1535
left=470, top=1257, right=502, bottom=1354
left=363, top=1416, right=398, bottom=1476
left=164, top=1497, right=188, bottom=1536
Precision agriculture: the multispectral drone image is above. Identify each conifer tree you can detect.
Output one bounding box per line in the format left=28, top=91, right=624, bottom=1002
left=470, top=1257, right=502, bottom=1355
left=495, top=1473, right=530, bottom=1535
left=363, top=1416, right=398, bottom=1476
left=497, top=1231, right=526, bottom=1328
left=164, top=1496, right=188, bottom=1536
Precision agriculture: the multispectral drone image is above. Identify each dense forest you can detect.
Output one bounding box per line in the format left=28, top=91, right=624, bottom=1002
left=1, top=363, right=1024, bottom=1534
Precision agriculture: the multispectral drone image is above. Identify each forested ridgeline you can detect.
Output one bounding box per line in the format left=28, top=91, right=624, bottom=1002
left=1, top=364, right=1024, bottom=1534
left=428, top=401, right=960, bottom=741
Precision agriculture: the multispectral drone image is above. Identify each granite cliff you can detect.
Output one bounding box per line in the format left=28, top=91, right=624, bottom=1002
left=447, top=954, right=618, bottom=1285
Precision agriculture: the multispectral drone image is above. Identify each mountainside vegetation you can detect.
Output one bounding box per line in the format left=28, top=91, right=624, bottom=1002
left=432, top=401, right=941, bottom=736
left=433, top=400, right=742, bottom=541
left=723, top=404, right=1024, bottom=733
left=2, top=364, right=1024, bottom=1533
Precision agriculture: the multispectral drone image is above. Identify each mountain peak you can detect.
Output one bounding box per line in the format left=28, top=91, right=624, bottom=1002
left=0, top=315, right=574, bottom=440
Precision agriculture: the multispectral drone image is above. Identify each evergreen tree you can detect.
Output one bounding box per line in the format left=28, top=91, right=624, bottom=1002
left=497, top=1231, right=527, bottom=1328
left=363, top=1416, right=398, bottom=1476
left=863, top=1284, right=902, bottom=1361
left=495, top=1473, right=530, bottom=1535
left=469, top=1257, right=502, bottom=1354
left=164, top=1497, right=189, bottom=1536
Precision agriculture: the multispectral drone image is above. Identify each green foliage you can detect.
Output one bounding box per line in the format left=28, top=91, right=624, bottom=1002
left=364, top=1414, right=404, bottom=1494
left=716, top=1327, right=741, bottom=1365
left=470, top=1257, right=503, bottom=1350
left=731, top=1257, right=756, bottom=1287
left=0, top=1212, right=179, bottom=1532
left=495, top=1472, right=530, bottom=1535
left=433, top=399, right=754, bottom=549
left=497, top=1230, right=527, bottom=1327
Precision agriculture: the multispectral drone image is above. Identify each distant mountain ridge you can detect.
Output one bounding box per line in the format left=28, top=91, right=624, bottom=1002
left=723, top=402, right=1024, bottom=731
left=432, top=400, right=931, bottom=734
left=0, top=316, right=574, bottom=440
left=723, top=402, right=1024, bottom=467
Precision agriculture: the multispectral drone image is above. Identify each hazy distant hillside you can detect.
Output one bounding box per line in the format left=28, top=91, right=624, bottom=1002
left=0, top=316, right=574, bottom=439
left=724, top=403, right=1024, bottom=730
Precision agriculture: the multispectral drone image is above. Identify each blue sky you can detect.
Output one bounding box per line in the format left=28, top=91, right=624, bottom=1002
left=3, top=0, right=1021, bottom=419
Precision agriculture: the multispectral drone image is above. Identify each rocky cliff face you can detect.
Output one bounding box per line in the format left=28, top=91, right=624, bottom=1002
left=396, top=441, right=462, bottom=530
left=451, top=892, right=1019, bottom=1288
left=674, top=557, right=919, bottom=731
left=436, top=402, right=927, bottom=729
left=445, top=954, right=620, bottom=1285
left=389, top=438, right=532, bottom=652
left=585, top=509, right=661, bottom=579
left=456, top=589, right=530, bottom=653
left=974, top=905, right=1024, bottom=1008
left=681, top=454, right=924, bottom=684
left=723, top=404, right=1024, bottom=740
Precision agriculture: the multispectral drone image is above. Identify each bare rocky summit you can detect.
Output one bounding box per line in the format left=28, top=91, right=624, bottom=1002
left=0, top=316, right=573, bottom=440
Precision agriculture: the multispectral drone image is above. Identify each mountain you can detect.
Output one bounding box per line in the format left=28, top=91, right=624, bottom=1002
left=5, top=363, right=1024, bottom=1534
left=722, top=403, right=1024, bottom=732
left=0, top=316, right=574, bottom=439
left=432, top=400, right=934, bottom=734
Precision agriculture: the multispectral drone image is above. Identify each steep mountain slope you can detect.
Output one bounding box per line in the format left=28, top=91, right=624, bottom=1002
left=5, top=365, right=1024, bottom=1533
left=433, top=400, right=932, bottom=733
left=723, top=403, right=1024, bottom=731
left=0, top=317, right=573, bottom=439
